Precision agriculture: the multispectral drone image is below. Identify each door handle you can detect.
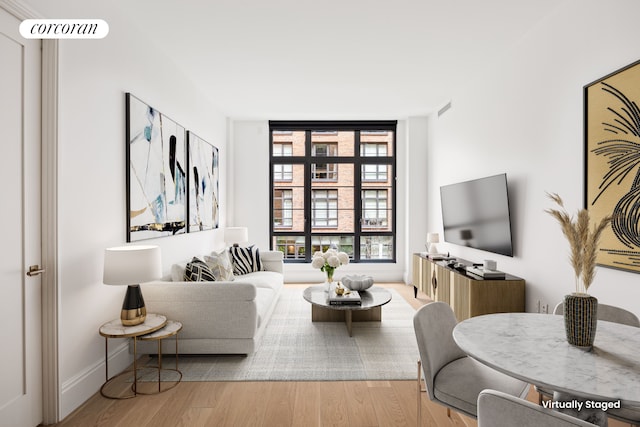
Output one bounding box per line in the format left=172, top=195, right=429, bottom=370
left=26, top=265, right=45, bottom=277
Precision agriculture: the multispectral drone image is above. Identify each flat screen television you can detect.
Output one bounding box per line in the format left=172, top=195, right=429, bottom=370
left=440, top=173, right=514, bottom=257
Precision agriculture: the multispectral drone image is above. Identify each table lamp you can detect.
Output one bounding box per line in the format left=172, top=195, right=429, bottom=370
left=224, top=227, right=248, bottom=247
left=103, top=245, right=162, bottom=326
left=427, top=233, right=440, bottom=254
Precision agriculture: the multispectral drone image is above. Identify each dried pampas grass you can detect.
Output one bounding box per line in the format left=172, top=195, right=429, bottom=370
left=545, top=192, right=612, bottom=294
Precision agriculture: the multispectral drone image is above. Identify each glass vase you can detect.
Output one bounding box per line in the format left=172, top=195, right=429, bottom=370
left=324, top=268, right=335, bottom=292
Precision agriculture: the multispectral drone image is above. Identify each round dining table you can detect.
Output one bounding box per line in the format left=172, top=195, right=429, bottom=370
left=452, top=312, right=640, bottom=407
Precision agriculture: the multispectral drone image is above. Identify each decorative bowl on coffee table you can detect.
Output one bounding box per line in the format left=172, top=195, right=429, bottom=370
left=342, top=275, right=374, bottom=291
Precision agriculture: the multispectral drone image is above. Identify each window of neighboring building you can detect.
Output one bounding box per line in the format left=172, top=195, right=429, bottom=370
left=311, top=189, right=338, bottom=227
left=273, top=189, right=293, bottom=228
left=269, top=120, right=396, bottom=263
left=361, top=142, right=388, bottom=157
left=362, top=189, right=388, bottom=229
left=312, top=142, right=338, bottom=156
left=273, top=142, right=292, bottom=157
left=273, top=164, right=293, bottom=181
left=312, top=163, right=338, bottom=181
left=362, top=164, right=388, bottom=181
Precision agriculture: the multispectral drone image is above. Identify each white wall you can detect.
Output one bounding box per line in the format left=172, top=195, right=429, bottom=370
left=24, top=0, right=228, bottom=418
left=404, top=116, right=430, bottom=281
left=425, top=0, right=640, bottom=316
left=230, top=120, right=423, bottom=283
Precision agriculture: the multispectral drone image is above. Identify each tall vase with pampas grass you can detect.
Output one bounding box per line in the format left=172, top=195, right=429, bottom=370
left=546, top=193, right=612, bottom=349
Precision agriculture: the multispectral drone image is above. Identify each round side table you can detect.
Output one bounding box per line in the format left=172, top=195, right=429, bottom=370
left=98, top=313, right=166, bottom=399
left=134, top=320, right=183, bottom=395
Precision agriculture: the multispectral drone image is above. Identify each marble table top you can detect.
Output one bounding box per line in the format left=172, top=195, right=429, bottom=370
left=303, top=285, right=392, bottom=311
left=99, top=314, right=167, bottom=338
left=453, top=313, right=640, bottom=406
left=138, top=320, right=183, bottom=340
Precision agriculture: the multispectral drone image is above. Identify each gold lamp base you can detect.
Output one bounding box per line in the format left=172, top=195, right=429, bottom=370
left=121, top=306, right=147, bottom=326
left=120, top=284, right=147, bottom=326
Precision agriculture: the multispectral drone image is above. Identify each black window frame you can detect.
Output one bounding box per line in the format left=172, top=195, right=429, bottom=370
left=269, top=120, right=397, bottom=263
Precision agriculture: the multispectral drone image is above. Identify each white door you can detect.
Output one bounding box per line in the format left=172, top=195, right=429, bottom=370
left=0, top=8, right=43, bottom=427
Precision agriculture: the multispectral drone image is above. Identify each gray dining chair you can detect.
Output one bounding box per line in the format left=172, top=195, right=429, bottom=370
left=478, top=389, right=597, bottom=427
left=413, top=302, right=529, bottom=426
left=536, top=302, right=640, bottom=426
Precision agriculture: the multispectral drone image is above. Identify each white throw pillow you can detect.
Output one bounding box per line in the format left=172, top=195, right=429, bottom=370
left=205, top=249, right=235, bottom=281
left=171, top=261, right=189, bottom=282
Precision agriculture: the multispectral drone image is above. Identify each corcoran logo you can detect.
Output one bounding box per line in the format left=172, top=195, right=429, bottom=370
left=20, top=19, right=109, bottom=39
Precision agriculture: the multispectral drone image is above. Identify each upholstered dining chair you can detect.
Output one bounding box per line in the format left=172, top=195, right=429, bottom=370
left=478, top=389, right=597, bottom=427
left=413, top=302, right=529, bottom=426
left=536, top=302, right=640, bottom=426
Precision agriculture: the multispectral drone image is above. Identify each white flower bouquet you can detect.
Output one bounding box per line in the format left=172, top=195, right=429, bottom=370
left=311, top=248, right=349, bottom=283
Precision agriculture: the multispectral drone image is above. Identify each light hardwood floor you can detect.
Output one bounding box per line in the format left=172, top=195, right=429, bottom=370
left=51, top=284, right=628, bottom=427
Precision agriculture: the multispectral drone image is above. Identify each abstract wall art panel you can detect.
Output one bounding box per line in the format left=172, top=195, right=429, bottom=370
left=187, top=131, right=219, bottom=232
left=126, top=93, right=187, bottom=241
left=585, top=59, right=640, bottom=273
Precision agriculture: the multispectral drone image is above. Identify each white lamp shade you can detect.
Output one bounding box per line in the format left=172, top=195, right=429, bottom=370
left=224, top=227, right=249, bottom=245
left=103, top=245, right=162, bottom=286
left=427, top=233, right=440, bottom=243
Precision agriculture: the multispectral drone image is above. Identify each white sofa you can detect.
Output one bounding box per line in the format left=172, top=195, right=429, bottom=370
left=134, top=250, right=284, bottom=355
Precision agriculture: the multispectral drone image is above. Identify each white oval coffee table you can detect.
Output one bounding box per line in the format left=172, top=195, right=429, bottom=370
left=303, top=285, right=392, bottom=336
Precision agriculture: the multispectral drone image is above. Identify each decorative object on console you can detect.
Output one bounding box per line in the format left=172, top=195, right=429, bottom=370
left=483, top=259, right=497, bottom=271
left=224, top=226, right=249, bottom=247
left=585, top=59, right=640, bottom=274
left=342, top=274, right=374, bottom=291
left=204, top=249, right=234, bottom=281
left=184, top=257, right=216, bottom=282
left=126, top=93, right=187, bottom=242
left=311, top=248, right=349, bottom=287
left=103, top=245, right=162, bottom=326
left=545, top=192, right=612, bottom=349
left=426, top=232, right=440, bottom=254
left=467, top=266, right=505, bottom=279
left=187, top=131, right=219, bottom=232
left=229, top=245, right=263, bottom=275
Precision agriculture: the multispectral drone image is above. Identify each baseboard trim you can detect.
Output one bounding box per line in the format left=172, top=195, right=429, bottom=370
left=59, top=342, right=132, bottom=420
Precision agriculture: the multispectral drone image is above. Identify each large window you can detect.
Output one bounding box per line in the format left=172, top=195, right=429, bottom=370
left=270, top=121, right=396, bottom=262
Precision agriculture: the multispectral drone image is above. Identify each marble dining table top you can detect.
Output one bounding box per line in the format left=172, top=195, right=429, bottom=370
left=452, top=312, right=640, bottom=406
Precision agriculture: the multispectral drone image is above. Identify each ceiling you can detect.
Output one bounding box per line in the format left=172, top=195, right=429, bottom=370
left=112, top=0, right=561, bottom=120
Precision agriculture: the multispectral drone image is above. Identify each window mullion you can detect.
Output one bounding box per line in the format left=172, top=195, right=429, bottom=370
left=304, top=130, right=312, bottom=262
left=354, top=130, right=362, bottom=262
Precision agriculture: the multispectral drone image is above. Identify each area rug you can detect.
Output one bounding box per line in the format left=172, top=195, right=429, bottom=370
left=143, top=286, right=420, bottom=381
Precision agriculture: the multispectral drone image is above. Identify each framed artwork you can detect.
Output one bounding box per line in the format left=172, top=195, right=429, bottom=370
left=584, top=59, right=640, bottom=273
left=126, top=93, right=187, bottom=241
left=187, top=131, right=219, bottom=232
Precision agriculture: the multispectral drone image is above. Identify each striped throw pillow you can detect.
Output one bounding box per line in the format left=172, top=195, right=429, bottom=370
left=183, top=257, right=216, bottom=282
left=229, top=245, right=263, bottom=275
